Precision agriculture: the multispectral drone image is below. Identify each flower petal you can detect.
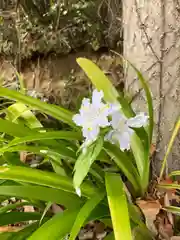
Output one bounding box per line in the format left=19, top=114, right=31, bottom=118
left=92, top=89, right=104, bottom=107
left=117, top=131, right=131, bottom=151
left=105, top=129, right=133, bottom=151
left=82, top=126, right=99, bottom=142
left=104, top=130, right=115, bottom=144
left=82, top=98, right=90, bottom=106
left=72, top=114, right=85, bottom=126
left=97, top=117, right=110, bottom=127
left=111, top=112, right=126, bottom=130
left=127, top=112, right=148, bottom=128
left=108, top=103, right=121, bottom=115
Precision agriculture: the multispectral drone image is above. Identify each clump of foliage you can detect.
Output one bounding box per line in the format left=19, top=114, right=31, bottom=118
left=0, top=0, right=118, bottom=59
left=0, top=58, right=179, bottom=239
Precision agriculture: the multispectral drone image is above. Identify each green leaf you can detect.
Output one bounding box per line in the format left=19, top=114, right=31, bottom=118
left=158, top=183, right=180, bottom=190
left=73, top=137, right=103, bottom=193
left=76, top=58, right=119, bottom=103
left=6, top=102, right=43, bottom=129
left=9, top=222, right=39, bottom=240
left=3, top=152, right=26, bottom=166
left=104, top=142, right=140, bottom=194
left=131, top=134, right=149, bottom=191
left=122, top=58, right=154, bottom=143
left=0, top=201, right=32, bottom=214
left=39, top=202, right=52, bottom=226
left=69, top=192, right=105, bottom=240
left=105, top=172, right=132, bottom=240
left=28, top=209, right=79, bottom=240
left=0, top=87, right=75, bottom=127
left=0, top=119, right=69, bottom=155
left=0, top=119, right=33, bottom=137
left=117, top=94, right=149, bottom=193
left=0, top=186, right=82, bottom=209
left=160, top=117, right=180, bottom=180
left=0, top=166, right=98, bottom=198
left=0, top=232, right=14, bottom=240
left=0, top=144, right=76, bottom=161
left=133, top=226, right=154, bottom=240
left=7, top=131, right=82, bottom=147
left=163, top=206, right=180, bottom=215
left=104, top=232, right=115, bottom=240
left=28, top=201, right=109, bottom=240
left=169, top=171, right=180, bottom=178
left=0, top=212, right=45, bottom=226
left=117, top=93, right=135, bottom=118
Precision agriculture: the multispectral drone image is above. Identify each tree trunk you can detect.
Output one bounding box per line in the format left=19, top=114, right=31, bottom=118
left=123, top=0, right=180, bottom=175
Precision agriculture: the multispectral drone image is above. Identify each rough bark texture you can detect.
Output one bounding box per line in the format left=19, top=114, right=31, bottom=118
left=123, top=0, right=180, bottom=175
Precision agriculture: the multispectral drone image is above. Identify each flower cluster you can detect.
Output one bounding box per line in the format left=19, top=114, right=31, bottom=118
left=73, top=89, right=148, bottom=152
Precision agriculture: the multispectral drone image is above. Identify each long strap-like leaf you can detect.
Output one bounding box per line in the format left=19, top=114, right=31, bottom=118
left=105, top=173, right=132, bottom=240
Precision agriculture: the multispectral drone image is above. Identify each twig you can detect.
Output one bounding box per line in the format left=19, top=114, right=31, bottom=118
left=134, top=0, right=160, bottom=62
left=55, top=0, right=61, bottom=31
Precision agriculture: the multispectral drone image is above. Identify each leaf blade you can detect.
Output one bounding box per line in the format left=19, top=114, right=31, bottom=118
left=69, top=193, right=105, bottom=240
left=0, top=186, right=82, bottom=209
left=105, top=172, right=132, bottom=240
left=73, top=137, right=103, bottom=193
left=0, top=166, right=98, bottom=198
left=77, top=58, right=119, bottom=103
left=0, top=87, right=75, bottom=127
left=28, top=209, right=79, bottom=240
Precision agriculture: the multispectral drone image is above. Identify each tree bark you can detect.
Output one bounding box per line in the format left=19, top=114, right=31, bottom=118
left=123, top=0, right=180, bottom=175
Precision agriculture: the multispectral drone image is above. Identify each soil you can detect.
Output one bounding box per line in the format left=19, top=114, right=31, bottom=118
left=0, top=50, right=124, bottom=109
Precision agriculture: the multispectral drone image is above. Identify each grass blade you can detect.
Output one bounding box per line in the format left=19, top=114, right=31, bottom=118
left=69, top=193, right=105, bottom=240
left=105, top=172, right=132, bottom=240
left=159, top=117, right=180, bottom=180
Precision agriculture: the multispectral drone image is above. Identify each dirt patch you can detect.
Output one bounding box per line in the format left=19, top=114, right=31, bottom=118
left=0, top=51, right=124, bottom=109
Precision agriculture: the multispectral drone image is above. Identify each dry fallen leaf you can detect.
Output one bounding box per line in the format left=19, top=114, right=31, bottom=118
left=0, top=226, right=23, bottom=232
left=136, top=199, right=161, bottom=235
left=155, top=211, right=174, bottom=239
left=164, top=193, right=174, bottom=225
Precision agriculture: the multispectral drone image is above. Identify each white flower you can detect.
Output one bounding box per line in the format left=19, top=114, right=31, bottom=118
left=73, top=89, right=110, bottom=147
left=105, top=112, right=148, bottom=151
